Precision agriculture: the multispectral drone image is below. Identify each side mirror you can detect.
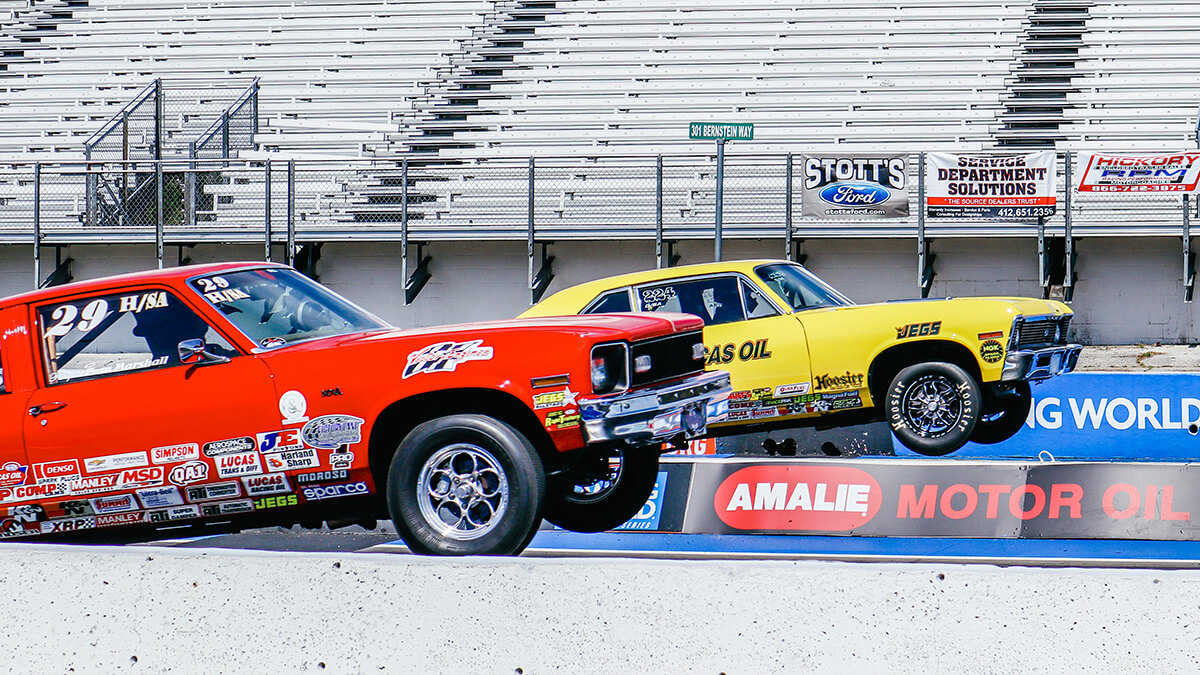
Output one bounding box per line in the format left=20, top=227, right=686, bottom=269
left=178, top=339, right=230, bottom=366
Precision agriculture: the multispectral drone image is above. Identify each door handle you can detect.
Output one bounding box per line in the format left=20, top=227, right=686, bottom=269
left=29, top=402, right=68, bottom=417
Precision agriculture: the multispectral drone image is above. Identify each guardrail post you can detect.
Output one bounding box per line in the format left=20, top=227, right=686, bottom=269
left=221, top=111, right=230, bottom=160
left=155, top=160, right=164, bottom=269
left=84, top=147, right=95, bottom=228
left=153, top=79, right=163, bottom=161
left=401, top=157, right=410, bottom=303
left=186, top=142, right=197, bottom=231
left=264, top=159, right=272, bottom=262
left=33, top=163, right=40, bottom=288
left=1064, top=152, right=1075, bottom=302
left=785, top=153, right=793, bottom=260
left=714, top=139, right=725, bottom=262
left=655, top=155, right=664, bottom=269
left=527, top=157, right=535, bottom=303
left=286, top=160, right=295, bottom=266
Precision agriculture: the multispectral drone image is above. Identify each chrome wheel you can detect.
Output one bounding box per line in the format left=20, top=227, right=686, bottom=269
left=901, top=374, right=963, bottom=438
left=416, top=443, right=509, bottom=541
left=564, top=454, right=624, bottom=506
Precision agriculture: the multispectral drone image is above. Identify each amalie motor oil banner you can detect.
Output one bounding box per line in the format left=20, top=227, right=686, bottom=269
left=1076, top=152, right=1200, bottom=193
left=926, top=151, right=1056, bottom=218
left=682, top=459, right=1200, bottom=540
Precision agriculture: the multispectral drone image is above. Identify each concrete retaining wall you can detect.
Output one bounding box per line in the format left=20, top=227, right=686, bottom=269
left=5, top=543, right=1198, bottom=673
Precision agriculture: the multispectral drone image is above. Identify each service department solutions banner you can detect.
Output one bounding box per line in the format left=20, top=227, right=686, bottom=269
left=926, top=151, right=1056, bottom=218
left=1076, top=152, right=1200, bottom=193
left=800, top=154, right=909, bottom=219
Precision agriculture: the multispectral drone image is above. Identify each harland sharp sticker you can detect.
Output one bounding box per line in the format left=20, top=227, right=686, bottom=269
left=279, top=390, right=309, bottom=425
left=301, top=415, right=364, bottom=450
left=264, top=448, right=320, bottom=472
left=402, top=340, right=493, bottom=379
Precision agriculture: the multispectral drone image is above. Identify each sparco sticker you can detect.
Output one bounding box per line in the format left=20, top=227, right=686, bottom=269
left=302, top=482, right=369, bottom=501
left=300, top=415, right=364, bottom=450
left=402, top=340, right=493, bottom=379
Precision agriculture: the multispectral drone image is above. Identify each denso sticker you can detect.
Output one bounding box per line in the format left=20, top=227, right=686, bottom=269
left=215, top=451, right=263, bottom=479
left=302, top=482, right=369, bottom=501
left=329, top=452, right=354, bottom=470
left=70, top=473, right=121, bottom=496
left=263, top=448, right=320, bottom=473
left=168, top=461, right=209, bottom=486
left=186, top=482, right=242, bottom=503
left=151, top=443, right=200, bottom=465
left=402, top=339, right=493, bottom=379
left=296, top=469, right=349, bottom=485
left=256, top=429, right=304, bottom=453
left=137, top=486, right=184, bottom=509
left=84, top=451, right=148, bottom=474
left=200, top=500, right=254, bottom=516
left=40, top=517, right=95, bottom=533
left=96, top=512, right=146, bottom=528
left=204, top=436, right=257, bottom=457
left=89, top=493, right=137, bottom=514
left=300, top=415, right=364, bottom=450
left=242, top=473, right=291, bottom=497
left=32, top=459, right=80, bottom=484
left=120, top=466, right=165, bottom=489
left=0, top=462, right=28, bottom=488
left=712, top=465, right=883, bottom=531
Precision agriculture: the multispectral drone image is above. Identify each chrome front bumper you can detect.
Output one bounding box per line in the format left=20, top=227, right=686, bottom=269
left=1001, top=344, right=1083, bottom=381
left=577, top=371, right=731, bottom=446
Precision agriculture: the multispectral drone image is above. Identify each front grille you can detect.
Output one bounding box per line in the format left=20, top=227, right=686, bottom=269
left=1012, top=315, right=1072, bottom=350
left=630, top=330, right=705, bottom=387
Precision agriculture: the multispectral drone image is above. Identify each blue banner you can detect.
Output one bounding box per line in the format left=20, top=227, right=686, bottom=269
left=894, top=373, right=1200, bottom=461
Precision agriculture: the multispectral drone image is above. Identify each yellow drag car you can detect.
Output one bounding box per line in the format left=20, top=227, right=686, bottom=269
left=521, top=259, right=1081, bottom=456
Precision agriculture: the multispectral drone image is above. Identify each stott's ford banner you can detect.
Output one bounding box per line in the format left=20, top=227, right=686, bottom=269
left=926, top=151, right=1056, bottom=218
left=1076, top=152, right=1200, bottom=193
left=893, top=373, right=1200, bottom=462
left=801, top=155, right=908, bottom=219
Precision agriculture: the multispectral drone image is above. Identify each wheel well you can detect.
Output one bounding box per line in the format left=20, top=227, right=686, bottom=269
left=367, top=388, right=555, bottom=505
left=868, top=340, right=982, bottom=405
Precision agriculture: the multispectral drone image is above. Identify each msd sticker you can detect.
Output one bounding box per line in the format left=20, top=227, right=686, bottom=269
left=402, top=340, right=493, bottom=379
left=263, top=448, right=320, bottom=473
left=215, top=451, right=263, bottom=479
left=84, top=451, right=147, bottom=474
left=151, top=443, right=200, bottom=465
left=300, top=415, right=364, bottom=450
left=89, top=493, right=138, bottom=514
left=120, top=466, right=164, bottom=489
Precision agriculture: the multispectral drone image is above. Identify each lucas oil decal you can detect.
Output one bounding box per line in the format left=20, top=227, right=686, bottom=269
left=704, top=339, right=772, bottom=366
left=403, top=340, right=493, bottom=379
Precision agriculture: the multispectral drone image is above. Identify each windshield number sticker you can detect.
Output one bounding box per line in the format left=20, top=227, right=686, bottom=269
left=640, top=286, right=676, bottom=311
left=45, top=298, right=111, bottom=338
left=196, top=276, right=251, bottom=304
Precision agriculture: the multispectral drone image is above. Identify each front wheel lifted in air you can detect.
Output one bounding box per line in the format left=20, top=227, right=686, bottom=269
left=386, top=414, right=545, bottom=556
left=886, top=361, right=981, bottom=457
left=970, top=382, right=1032, bottom=445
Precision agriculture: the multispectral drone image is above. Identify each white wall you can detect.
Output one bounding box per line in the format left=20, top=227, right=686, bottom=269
left=3, top=544, right=1197, bottom=673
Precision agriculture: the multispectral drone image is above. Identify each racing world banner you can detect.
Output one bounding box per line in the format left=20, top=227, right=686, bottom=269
left=926, top=151, right=1056, bottom=218
left=1076, top=152, right=1200, bottom=193
left=800, top=154, right=909, bottom=219
left=683, top=458, right=1200, bottom=540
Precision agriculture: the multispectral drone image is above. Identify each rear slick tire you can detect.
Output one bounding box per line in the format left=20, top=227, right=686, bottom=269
left=970, top=382, right=1032, bottom=445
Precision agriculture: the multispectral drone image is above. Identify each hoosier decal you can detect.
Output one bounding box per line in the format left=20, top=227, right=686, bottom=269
left=813, top=371, right=865, bottom=392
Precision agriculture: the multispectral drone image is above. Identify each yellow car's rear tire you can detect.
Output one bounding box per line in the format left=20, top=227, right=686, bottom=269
left=886, top=362, right=980, bottom=456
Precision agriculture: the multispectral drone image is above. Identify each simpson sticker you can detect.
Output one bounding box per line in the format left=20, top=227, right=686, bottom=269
left=302, top=482, right=369, bottom=501
left=215, top=452, right=263, bottom=479
left=204, top=436, right=257, bottom=457
left=279, top=390, right=309, bottom=425
left=136, top=486, right=184, bottom=509
left=168, top=461, right=209, bottom=486
left=151, top=443, right=200, bottom=465
left=329, top=452, right=354, bottom=470
left=801, top=155, right=909, bottom=219
left=533, top=388, right=579, bottom=410
left=256, top=429, right=304, bottom=453
left=402, top=339, right=493, bottom=379
left=200, top=500, right=254, bottom=516
left=33, top=459, right=80, bottom=484
left=186, top=482, right=242, bottom=503
left=300, top=415, right=364, bottom=450
left=813, top=371, right=865, bottom=392
left=263, top=448, right=320, bottom=473
left=253, top=494, right=299, bottom=510
left=96, top=512, right=146, bottom=528
left=242, top=474, right=291, bottom=497
left=84, top=451, right=148, bottom=474
left=0, top=463, right=27, bottom=488
left=89, top=493, right=137, bottom=514
left=980, top=339, right=1005, bottom=363
left=296, top=469, right=349, bottom=484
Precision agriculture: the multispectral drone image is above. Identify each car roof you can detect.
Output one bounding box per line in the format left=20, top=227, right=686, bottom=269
left=537, top=258, right=789, bottom=305
left=0, top=261, right=286, bottom=308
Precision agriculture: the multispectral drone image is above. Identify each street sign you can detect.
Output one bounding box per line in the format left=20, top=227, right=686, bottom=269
left=689, top=122, right=754, bottom=141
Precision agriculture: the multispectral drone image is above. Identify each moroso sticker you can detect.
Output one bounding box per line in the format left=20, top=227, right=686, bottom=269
left=97, top=512, right=146, bottom=527
left=40, top=517, right=95, bottom=533
left=137, top=486, right=184, bottom=509
left=215, top=452, right=263, bottom=479
left=89, top=493, right=137, bottom=514
left=169, top=461, right=209, bottom=486
left=264, top=448, right=320, bottom=473
left=256, top=429, right=304, bottom=453
left=302, top=482, right=369, bottom=501
left=980, top=339, right=1004, bottom=364
left=151, top=443, right=200, bottom=465
left=296, top=469, right=349, bottom=484
left=402, top=340, right=493, bottom=379
left=712, top=465, right=883, bottom=531
left=300, top=415, right=364, bottom=450
left=84, top=451, right=147, bottom=474
left=33, top=459, right=80, bottom=484
left=0, top=462, right=27, bottom=488
left=186, top=482, right=241, bottom=503
left=204, top=437, right=257, bottom=457
left=242, top=474, right=291, bottom=497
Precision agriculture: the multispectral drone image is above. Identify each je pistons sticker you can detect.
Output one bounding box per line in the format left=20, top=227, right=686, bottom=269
left=403, top=340, right=493, bottom=379
left=301, top=415, right=364, bottom=449
left=980, top=339, right=1004, bottom=363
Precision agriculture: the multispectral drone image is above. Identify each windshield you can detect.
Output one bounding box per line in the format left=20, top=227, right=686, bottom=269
left=188, top=268, right=388, bottom=348
left=754, top=263, right=854, bottom=311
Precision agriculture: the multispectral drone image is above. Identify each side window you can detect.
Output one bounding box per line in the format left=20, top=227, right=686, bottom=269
left=741, top=279, right=780, bottom=320
left=637, top=276, right=746, bottom=326
left=39, top=289, right=235, bottom=385
left=584, top=289, right=633, bottom=314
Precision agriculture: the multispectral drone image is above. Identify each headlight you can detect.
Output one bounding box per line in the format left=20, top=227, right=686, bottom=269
left=590, top=342, right=629, bottom=395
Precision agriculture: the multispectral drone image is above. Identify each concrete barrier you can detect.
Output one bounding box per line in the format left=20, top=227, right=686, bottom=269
left=5, top=543, right=1197, bottom=673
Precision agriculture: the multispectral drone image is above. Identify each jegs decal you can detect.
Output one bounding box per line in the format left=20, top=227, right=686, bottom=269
left=533, top=388, right=578, bottom=410
left=402, top=340, right=493, bottom=379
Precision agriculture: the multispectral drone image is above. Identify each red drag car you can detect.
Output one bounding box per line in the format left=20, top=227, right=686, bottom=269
left=0, top=262, right=729, bottom=555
